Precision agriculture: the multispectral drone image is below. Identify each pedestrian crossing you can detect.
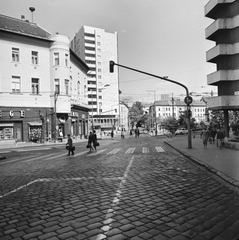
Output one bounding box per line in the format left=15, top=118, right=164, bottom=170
left=0, top=146, right=166, bottom=165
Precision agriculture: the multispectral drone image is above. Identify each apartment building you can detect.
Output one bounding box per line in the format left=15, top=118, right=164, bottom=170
left=70, top=26, right=120, bottom=131
left=149, top=100, right=207, bottom=124
left=0, top=14, right=90, bottom=142
left=205, top=0, right=239, bottom=136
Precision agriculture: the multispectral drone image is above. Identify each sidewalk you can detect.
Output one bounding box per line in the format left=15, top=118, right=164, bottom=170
left=164, top=135, right=239, bottom=188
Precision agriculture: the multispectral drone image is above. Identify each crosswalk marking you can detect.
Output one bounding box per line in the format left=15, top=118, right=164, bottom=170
left=155, top=146, right=165, bottom=152
left=125, top=147, right=135, bottom=154
left=14, top=147, right=52, bottom=152
left=142, top=147, right=149, bottom=153
left=107, top=148, right=121, bottom=155
left=87, top=149, right=107, bottom=157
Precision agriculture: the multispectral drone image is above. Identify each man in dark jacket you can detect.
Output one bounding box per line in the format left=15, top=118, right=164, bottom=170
left=66, top=134, right=74, bottom=155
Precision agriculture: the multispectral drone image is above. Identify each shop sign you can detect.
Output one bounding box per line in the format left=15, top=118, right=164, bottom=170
left=20, top=110, right=25, bottom=118
left=9, top=110, right=14, bottom=118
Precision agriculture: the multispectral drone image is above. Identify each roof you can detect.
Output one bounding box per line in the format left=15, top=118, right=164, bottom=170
left=0, top=14, right=52, bottom=40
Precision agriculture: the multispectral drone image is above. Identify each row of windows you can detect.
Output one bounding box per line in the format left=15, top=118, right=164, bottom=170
left=10, top=76, right=81, bottom=95
left=12, top=47, right=69, bottom=67
left=156, top=107, right=205, bottom=112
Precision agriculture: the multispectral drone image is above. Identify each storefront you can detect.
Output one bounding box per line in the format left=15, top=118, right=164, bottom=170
left=0, top=123, right=14, bottom=140
left=28, top=122, right=42, bottom=142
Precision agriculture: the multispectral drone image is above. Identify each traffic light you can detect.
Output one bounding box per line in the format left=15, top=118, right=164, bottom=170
left=109, top=61, right=114, bottom=73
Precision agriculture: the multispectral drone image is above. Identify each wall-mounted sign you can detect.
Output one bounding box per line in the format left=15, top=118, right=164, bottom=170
left=20, top=110, right=25, bottom=118
left=9, top=110, right=14, bottom=118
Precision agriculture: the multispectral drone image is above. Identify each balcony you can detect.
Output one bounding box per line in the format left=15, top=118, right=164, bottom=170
left=206, top=43, right=239, bottom=62
left=207, top=95, right=239, bottom=110
left=206, top=16, right=239, bottom=40
left=207, top=69, right=239, bottom=85
left=205, top=0, right=235, bottom=19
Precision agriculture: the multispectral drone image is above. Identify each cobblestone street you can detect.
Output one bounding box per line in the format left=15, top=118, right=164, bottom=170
left=0, top=136, right=239, bottom=240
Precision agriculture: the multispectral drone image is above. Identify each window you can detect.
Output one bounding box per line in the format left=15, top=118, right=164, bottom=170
left=97, top=42, right=100, bottom=46
left=55, top=79, right=60, bottom=94
left=98, top=75, right=101, bottom=79
left=77, top=81, right=80, bottom=94
left=54, top=53, right=59, bottom=66
left=31, top=78, right=39, bottom=94
left=65, top=79, right=69, bottom=95
left=31, top=51, right=38, bottom=64
left=12, top=48, right=19, bottom=62
left=11, top=76, right=21, bottom=93
left=65, top=54, right=68, bottom=67
left=98, top=68, right=101, bottom=73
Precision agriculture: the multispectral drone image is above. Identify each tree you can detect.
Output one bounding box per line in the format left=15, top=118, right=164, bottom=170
left=128, top=101, right=145, bottom=129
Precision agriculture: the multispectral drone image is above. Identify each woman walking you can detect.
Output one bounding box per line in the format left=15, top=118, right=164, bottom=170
left=201, top=126, right=210, bottom=149
left=88, top=132, right=94, bottom=152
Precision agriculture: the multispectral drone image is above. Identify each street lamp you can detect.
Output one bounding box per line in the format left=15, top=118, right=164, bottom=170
left=110, top=61, right=193, bottom=149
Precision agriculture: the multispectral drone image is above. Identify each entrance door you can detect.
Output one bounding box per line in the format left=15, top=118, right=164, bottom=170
left=14, top=122, right=22, bottom=142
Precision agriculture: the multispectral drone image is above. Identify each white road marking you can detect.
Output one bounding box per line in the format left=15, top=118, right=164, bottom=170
left=125, top=147, right=135, bottom=154
left=0, top=176, right=120, bottom=199
left=87, top=149, right=107, bottom=157
left=14, top=147, right=52, bottom=152
left=107, top=148, right=121, bottom=155
left=155, top=146, right=165, bottom=152
left=95, top=156, right=135, bottom=240
left=142, top=147, right=149, bottom=153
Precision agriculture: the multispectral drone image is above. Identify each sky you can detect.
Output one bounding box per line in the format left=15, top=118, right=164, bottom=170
left=0, top=0, right=216, bottom=102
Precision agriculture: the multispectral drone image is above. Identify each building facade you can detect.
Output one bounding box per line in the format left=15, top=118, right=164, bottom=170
left=70, top=26, right=120, bottom=130
left=205, top=0, right=239, bottom=135
left=0, top=14, right=90, bottom=142
left=149, top=100, right=207, bottom=125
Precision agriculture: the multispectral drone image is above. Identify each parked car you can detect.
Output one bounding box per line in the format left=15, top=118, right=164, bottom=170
left=175, top=128, right=188, bottom=135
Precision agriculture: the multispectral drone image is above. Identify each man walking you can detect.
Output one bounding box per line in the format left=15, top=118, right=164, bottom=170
left=66, top=134, right=74, bottom=156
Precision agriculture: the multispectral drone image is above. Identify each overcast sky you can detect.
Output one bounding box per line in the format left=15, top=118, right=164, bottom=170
left=0, top=0, right=216, bottom=102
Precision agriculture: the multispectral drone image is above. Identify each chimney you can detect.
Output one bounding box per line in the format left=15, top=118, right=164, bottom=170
left=21, top=15, right=25, bottom=20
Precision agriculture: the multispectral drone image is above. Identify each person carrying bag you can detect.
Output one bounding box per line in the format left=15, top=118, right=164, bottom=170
left=66, top=134, right=75, bottom=156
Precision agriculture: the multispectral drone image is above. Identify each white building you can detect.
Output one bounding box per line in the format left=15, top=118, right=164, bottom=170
left=0, top=14, right=90, bottom=142
left=70, top=26, right=120, bottom=131
left=149, top=100, right=207, bottom=124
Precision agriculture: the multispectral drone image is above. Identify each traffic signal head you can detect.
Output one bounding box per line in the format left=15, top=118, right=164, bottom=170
left=109, top=61, right=115, bottom=73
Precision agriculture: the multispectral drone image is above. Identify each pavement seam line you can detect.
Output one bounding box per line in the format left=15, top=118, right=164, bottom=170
left=95, top=156, right=135, bottom=240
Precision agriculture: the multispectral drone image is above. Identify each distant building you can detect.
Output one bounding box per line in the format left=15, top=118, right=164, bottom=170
left=70, top=26, right=120, bottom=130
left=0, top=14, right=90, bottom=142
left=149, top=100, right=207, bottom=125
left=205, top=0, right=239, bottom=135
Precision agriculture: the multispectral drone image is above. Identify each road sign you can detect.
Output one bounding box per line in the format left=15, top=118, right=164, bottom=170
left=184, top=96, right=193, bottom=105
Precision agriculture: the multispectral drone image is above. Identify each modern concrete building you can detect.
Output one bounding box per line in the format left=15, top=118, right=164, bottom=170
left=0, top=14, right=90, bottom=142
left=205, top=0, right=239, bottom=136
left=70, top=26, right=120, bottom=131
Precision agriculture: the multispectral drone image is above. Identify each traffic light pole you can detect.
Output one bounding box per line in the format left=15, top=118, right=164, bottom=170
left=110, top=61, right=192, bottom=149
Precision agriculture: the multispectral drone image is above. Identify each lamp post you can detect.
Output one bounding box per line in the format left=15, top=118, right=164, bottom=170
left=110, top=61, right=192, bottom=149
left=91, top=89, right=94, bottom=130
left=147, top=90, right=157, bottom=136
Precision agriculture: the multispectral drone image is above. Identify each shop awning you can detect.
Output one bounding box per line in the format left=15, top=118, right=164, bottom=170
left=28, top=122, right=42, bottom=126
left=0, top=123, right=14, bottom=127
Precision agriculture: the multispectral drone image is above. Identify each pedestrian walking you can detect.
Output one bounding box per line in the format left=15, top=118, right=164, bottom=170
left=129, top=129, right=133, bottom=137
left=121, top=129, right=125, bottom=139
left=88, top=131, right=94, bottom=152
left=92, top=130, right=98, bottom=151
left=216, top=128, right=225, bottom=149
left=168, top=131, right=173, bottom=142
left=111, top=130, right=114, bottom=139
left=200, top=126, right=209, bottom=149
left=66, top=134, right=74, bottom=156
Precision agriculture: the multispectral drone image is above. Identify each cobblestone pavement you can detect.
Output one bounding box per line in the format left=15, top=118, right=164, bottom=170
left=0, top=135, right=239, bottom=240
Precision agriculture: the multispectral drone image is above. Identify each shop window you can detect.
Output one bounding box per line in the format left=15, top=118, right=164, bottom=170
left=31, top=51, right=38, bottom=64
left=12, top=47, right=19, bottom=62
left=11, top=76, right=21, bottom=93
left=31, top=78, right=39, bottom=94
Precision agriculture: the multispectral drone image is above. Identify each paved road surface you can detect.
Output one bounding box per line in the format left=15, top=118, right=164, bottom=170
left=0, top=135, right=239, bottom=240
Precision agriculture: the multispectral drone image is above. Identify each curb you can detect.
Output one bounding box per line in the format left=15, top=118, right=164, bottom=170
left=164, top=141, right=239, bottom=189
